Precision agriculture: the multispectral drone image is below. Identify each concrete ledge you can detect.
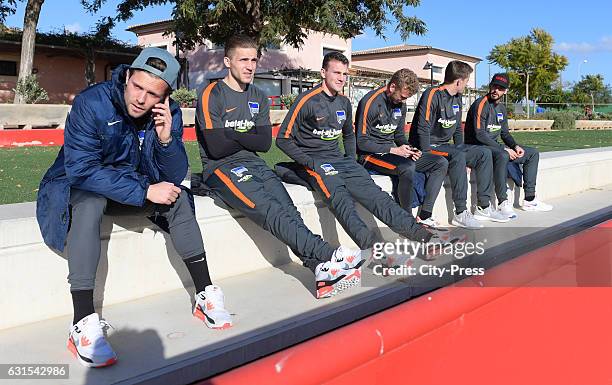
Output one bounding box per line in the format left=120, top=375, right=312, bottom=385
left=576, top=120, right=612, bottom=129
left=509, top=119, right=554, bottom=130
left=1, top=147, right=612, bottom=330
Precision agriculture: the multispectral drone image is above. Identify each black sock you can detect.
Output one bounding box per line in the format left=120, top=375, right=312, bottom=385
left=184, top=253, right=213, bottom=293
left=478, top=204, right=489, bottom=209
left=525, top=195, right=535, bottom=202
left=419, top=210, right=432, bottom=220
left=71, top=290, right=95, bottom=325
left=455, top=209, right=465, bottom=215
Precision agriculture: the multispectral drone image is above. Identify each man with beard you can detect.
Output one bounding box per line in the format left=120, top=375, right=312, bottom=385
left=464, top=73, right=552, bottom=214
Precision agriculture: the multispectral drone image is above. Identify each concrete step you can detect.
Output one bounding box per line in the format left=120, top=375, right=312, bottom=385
left=0, top=186, right=610, bottom=385
left=1, top=147, right=612, bottom=330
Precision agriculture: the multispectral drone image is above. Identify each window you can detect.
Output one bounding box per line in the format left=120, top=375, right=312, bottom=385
left=0, top=60, right=18, bottom=76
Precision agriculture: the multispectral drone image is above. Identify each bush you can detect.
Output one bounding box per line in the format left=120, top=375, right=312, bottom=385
left=171, top=87, right=197, bottom=107
left=13, top=75, right=49, bottom=104
left=280, top=93, right=298, bottom=109
left=542, top=110, right=579, bottom=130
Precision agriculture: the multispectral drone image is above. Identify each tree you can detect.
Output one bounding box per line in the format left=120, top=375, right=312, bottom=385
left=571, top=74, right=611, bottom=105
left=487, top=28, right=568, bottom=117
left=13, top=0, right=44, bottom=104
left=82, top=0, right=427, bottom=51
left=0, top=0, right=17, bottom=23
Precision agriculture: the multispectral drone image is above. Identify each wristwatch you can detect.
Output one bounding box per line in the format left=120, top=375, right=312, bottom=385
left=158, top=136, right=173, bottom=147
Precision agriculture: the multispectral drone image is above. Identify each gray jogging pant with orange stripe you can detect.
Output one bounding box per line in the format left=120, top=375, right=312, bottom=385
left=358, top=152, right=448, bottom=215
left=430, top=143, right=494, bottom=213
left=205, top=156, right=337, bottom=272
left=295, top=156, right=432, bottom=250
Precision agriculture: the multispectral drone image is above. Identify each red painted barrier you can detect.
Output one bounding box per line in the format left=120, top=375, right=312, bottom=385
left=202, top=221, right=612, bottom=385
left=0, top=125, right=283, bottom=148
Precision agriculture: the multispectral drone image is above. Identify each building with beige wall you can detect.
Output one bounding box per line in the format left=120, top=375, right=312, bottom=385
left=127, top=19, right=351, bottom=97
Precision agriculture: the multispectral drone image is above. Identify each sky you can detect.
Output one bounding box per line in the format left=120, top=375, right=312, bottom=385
left=4, top=0, right=611, bottom=88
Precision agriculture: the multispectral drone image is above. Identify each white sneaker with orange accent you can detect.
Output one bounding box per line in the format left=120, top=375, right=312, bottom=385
left=331, top=246, right=364, bottom=271
left=67, top=313, right=117, bottom=368
left=194, top=285, right=233, bottom=330
left=315, top=260, right=360, bottom=299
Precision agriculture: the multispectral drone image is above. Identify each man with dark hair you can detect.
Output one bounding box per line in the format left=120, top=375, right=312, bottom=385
left=355, top=68, right=448, bottom=228
left=277, top=53, right=435, bottom=252
left=37, top=48, right=231, bottom=368
left=465, top=73, right=552, bottom=214
left=196, top=36, right=362, bottom=300
left=409, top=60, right=509, bottom=228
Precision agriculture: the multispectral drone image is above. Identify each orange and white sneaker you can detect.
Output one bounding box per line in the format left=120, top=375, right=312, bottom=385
left=331, top=246, right=364, bottom=271
left=67, top=313, right=117, bottom=368
left=194, top=285, right=233, bottom=330
left=315, top=260, right=360, bottom=299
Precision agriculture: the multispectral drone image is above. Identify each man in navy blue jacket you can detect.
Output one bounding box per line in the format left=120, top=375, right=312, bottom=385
left=37, top=48, right=231, bottom=368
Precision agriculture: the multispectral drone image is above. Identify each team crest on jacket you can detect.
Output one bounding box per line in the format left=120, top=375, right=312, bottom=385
left=336, top=110, right=346, bottom=124
left=392, top=108, right=402, bottom=119
left=248, top=101, right=259, bottom=117
left=452, top=104, right=460, bottom=114
left=496, top=112, right=504, bottom=122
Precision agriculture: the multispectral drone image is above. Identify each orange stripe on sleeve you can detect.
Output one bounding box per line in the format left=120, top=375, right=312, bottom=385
left=284, top=88, right=323, bottom=138
left=475, top=97, right=488, bottom=129
left=213, top=169, right=256, bottom=209
left=424, top=87, right=440, bottom=122
left=305, top=167, right=331, bottom=199
left=200, top=81, right=217, bottom=129
left=361, top=87, right=386, bottom=135
left=364, top=155, right=397, bottom=170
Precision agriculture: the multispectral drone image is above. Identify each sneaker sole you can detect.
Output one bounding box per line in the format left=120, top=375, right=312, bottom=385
left=317, top=270, right=361, bottom=299
left=193, top=307, right=233, bottom=330
left=67, top=338, right=117, bottom=368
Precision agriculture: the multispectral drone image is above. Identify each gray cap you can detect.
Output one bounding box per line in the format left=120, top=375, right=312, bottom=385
left=130, top=47, right=180, bottom=90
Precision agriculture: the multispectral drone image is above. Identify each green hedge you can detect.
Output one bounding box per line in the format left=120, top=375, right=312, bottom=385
left=542, top=111, right=582, bottom=130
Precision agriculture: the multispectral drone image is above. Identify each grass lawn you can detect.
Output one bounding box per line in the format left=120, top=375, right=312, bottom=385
left=1, top=130, right=611, bottom=205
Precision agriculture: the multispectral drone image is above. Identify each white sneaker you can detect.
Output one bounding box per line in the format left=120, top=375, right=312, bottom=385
left=67, top=313, right=117, bottom=368
left=331, top=246, right=363, bottom=271
left=498, top=200, right=517, bottom=219
left=473, top=206, right=510, bottom=223
left=522, top=199, right=553, bottom=212
left=451, top=210, right=484, bottom=229
left=417, top=216, right=445, bottom=229
left=194, top=285, right=233, bottom=330
left=315, top=260, right=360, bottom=299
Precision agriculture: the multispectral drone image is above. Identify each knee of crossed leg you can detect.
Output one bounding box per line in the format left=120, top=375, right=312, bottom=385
left=396, top=161, right=415, bottom=178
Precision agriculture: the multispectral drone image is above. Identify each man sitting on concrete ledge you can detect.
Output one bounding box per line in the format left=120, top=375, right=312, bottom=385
left=195, top=36, right=363, bottom=300
left=276, top=52, right=436, bottom=251
left=36, top=48, right=232, bottom=369
left=355, top=68, right=449, bottom=229
left=465, top=73, right=552, bottom=214
left=409, top=60, right=509, bottom=227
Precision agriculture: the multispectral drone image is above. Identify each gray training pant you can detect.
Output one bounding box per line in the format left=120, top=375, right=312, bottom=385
left=430, top=143, right=494, bottom=212
left=490, top=145, right=540, bottom=203
left=205, top=157, right=337, bottom=272
left=67, top=188, right=205, bottom=291
left=296, top=156, right=432, bottom=250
